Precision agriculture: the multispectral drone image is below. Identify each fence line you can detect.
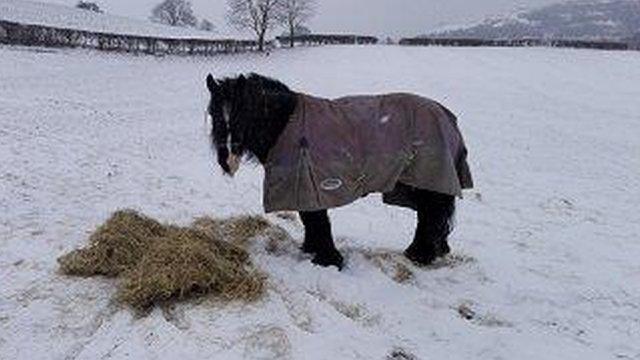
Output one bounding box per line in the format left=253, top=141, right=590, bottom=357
left=0, top=20, right=261, bottom=55
left=399, top=37, right=634, bottom=51
left=275, top=34, right=378, bottom=46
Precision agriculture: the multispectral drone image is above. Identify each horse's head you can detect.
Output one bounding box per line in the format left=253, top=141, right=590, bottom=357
left=206, top=73, right=298, bottom=176
left=206, top=73, right=248, bottom=176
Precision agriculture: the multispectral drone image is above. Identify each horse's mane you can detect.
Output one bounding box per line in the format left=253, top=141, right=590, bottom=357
left=217, top=73, right=292, bottom=94
left=246, top=73, right=292, bottom=93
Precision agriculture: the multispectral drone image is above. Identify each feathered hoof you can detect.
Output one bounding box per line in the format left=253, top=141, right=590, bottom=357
left=312, top=249, right=344, bottom=270
left=404, top=242, right=450, bottom=266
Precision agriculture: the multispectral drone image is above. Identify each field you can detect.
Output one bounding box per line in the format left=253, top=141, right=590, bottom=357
left=1, top=44, right=639, bottom=359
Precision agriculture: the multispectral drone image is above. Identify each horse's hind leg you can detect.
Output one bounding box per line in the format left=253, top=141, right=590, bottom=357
left=299, top=210, right=321, bottom=255
left=299, top=210, right=344, bottom=269
left=404, top=189, right=456, bottom=265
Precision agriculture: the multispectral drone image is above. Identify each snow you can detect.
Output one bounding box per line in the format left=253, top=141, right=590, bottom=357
left=0, top=0, right=237, bottom=39
left=1, top=44, right=640, bottom=359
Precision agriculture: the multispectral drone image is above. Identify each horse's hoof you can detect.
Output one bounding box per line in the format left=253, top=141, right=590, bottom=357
left=312, top=250, right=344, bottom=270
left=404, top=242, right=450, bottom=266
left=404, top=249, right=437, bottom=266
left=438, top=241, right=451, bottom=256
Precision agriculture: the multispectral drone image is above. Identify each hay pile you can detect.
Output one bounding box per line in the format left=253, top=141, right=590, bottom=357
left=192, top=215, right=271, bottom=247
left=58, top=210, right=278, bottom=310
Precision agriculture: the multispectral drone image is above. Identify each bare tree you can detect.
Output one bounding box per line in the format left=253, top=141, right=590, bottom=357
left=150, top=0, right=198, bottom=28
left=276, top=0, right=315, bottom=47
left=227, top=0, right=280, bottom=52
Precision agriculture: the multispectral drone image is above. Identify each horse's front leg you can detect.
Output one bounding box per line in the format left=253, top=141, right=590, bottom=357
left=299, top=210, right=344, bottom=269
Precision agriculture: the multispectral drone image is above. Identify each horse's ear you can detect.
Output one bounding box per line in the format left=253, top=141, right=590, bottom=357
left=234, top=74, right=247, bottom=97
left=206, top=74, right=217, bottom=92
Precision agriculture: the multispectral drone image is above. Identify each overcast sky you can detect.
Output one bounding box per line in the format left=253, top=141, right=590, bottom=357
left=38, top=0, right=572, bottom=37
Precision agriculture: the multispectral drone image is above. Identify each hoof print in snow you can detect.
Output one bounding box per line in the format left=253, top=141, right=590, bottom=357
left=457, top=302, right=513, bottom=328
left=262, top=226, right=298, bottom=257
left=308, top=290, right=380, bottom=327
left=387, top=348, right=418, bottom=360
left=161, top=304, right=190, bottom=330
left=425, top=253, right=475, bottom=270
left=242, top=326, right=292, bottom=360
left=393, top=262, right=414, bottom=284
left=363, top=250, right=415, bottom=284
left=540, top=197, right=576, bottom=217
left=457, top=303, right=477, bottom=320
left=540, top=197, right=604, bottom=224
left=12, top=259, right=25, bottom=267
left=364, top=250, right=475, bottom=282
left=274, top=284, right=315, bottom=333
left=330, top=300, right=380, bottom=327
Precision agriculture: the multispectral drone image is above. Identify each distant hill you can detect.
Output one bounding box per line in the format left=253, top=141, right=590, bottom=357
left=432, top=0, right=640, bottom=41
left=0, top=0, right=230, bottom=39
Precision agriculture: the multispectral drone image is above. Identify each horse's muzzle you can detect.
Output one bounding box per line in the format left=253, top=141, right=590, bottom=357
left=227, top=154, right=240, bottom=177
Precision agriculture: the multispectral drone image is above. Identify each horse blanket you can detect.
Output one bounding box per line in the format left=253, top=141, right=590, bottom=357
left=263, top=93, right=473, bottom=213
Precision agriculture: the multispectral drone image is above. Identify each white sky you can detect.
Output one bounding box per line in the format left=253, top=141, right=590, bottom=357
left=35, top=0, right=575, bottom=37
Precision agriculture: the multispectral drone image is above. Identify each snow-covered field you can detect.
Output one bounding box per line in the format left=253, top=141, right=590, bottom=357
left=1, top=44, right=639, bottom=359
left=0, top=0, right=232, bottom=39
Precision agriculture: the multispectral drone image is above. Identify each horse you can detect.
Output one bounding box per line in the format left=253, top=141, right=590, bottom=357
left=205, top=73, right=473, bottom=269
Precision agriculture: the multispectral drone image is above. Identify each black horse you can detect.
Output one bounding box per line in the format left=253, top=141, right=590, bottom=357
left=206, top=73, right=470, bottom=269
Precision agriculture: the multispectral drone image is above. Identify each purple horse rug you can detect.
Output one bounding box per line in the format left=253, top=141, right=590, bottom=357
left=263, top=93, right=473, bottom=213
